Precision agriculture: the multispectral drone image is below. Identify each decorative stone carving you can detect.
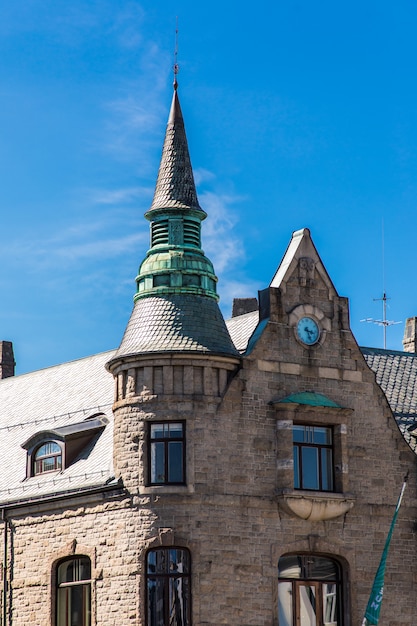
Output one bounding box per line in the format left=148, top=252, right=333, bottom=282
left=299, top=257, right=315, bottom=286
left=277, top=490, right=355, bottom=521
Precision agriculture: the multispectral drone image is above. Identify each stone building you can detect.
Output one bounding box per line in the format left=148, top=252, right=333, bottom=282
left=0, top=80, right=416, bottom=626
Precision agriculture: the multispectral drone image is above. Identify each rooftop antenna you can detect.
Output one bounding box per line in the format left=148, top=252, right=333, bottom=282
left=173, top=17, right=179, bottom=90
left=360, top=219, right=401, bottom=348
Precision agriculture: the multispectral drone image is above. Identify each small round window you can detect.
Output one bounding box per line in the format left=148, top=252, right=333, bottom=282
left=34, top=442, right=62, bottom=475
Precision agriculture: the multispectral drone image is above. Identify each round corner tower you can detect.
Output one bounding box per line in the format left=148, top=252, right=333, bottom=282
left=106, top=82, right=240, bottom=494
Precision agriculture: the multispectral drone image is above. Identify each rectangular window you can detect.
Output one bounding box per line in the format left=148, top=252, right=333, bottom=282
left=149, top=422, right=185, bottom=485
left=146, top=548, right=191, bottom=625
left=293, top=425, right=334, bottom=491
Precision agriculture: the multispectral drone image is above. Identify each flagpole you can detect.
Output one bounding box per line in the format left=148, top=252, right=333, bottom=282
left=362, top=472, right=408, bottom=626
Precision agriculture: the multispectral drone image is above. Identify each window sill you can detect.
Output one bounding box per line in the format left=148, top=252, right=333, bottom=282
left=276, top=489, right=355, bottom=521
left=139, top=484, right=194, bottom=495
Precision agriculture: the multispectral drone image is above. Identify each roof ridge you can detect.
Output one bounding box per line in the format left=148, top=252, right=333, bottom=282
left=361, top=346, right=417, bottom=357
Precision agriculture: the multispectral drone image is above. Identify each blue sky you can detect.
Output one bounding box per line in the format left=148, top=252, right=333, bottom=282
left=2, top=1, right=417, bottom=373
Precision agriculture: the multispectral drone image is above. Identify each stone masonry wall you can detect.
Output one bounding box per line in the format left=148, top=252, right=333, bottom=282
left=3, top=252, right=417, bottom=624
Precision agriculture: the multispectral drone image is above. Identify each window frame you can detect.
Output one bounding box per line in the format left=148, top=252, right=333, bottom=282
left=293, top=424, right=334, bottom=492
left=145, top=547, right=191, bottom=626
left=278, top=554, right=344, bottom=626
left=148, top=421, right=186, bottom=486
left=33, top=441, right=63, bottom=476
left=55, top=556, right=92, bottom=626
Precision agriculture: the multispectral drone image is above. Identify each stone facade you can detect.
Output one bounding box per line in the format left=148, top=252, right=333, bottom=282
left=0, top=86, right=416, bottom=626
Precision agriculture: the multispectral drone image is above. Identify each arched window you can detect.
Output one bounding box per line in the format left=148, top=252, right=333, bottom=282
left=56, top=556, right=91, bottom=626
left=34, top=441, right=62, bottom=475
left=278, top=554, right=343, bottom=626
left=146, top=547, right=191, bottom=626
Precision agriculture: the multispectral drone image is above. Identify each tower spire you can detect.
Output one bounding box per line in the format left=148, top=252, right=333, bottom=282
left=107, top=76, right=239, bottom=363
left=146, top=85, right=204, bottom=217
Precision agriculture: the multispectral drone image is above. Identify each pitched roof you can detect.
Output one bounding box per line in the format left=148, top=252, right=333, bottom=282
left=362, top=347, right=417, bottom=453
left=0, top=350, right=116, bottom=506
left=225, top=310, right=259, bottom=353
left=270, top=228, right=337, bottom=295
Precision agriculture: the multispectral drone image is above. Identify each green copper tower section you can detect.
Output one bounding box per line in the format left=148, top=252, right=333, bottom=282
left=135, top=86, right=218, bottom=302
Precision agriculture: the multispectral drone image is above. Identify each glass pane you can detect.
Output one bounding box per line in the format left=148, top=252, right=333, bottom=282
left=35, top=441, right=61, bottom=458
left=148, top=550, right=168, bottom=574
left=293, top=425, right=305, bottom=442
left=168, top=577, right=190, bottom=625
left=147, top=578, right=165, bottom=626
left=57, top=587, right=70, bottom=626
left=312, top=427, right=332, bottom=445
left=42, top=457, right=57, bottom=472
left=299, top=584, right=317, bottom=626
left=168, top=442, right=184, bottom=483
left=307, top=557, right=339, bottom=581
left=301, top=447, right=319, bottom=489
left=58, top=557, right=91, bottom=584
left=278, top=581, right=293, bottom=626
left=57, top=583, right=91, bottom=626
left=169, top=549, right=190, bottom=574
left=168, top=423, right=183, bottom=438
left=321, top=448, right=334, bottom=491
left=323, top=583, right=338, bottom=625
left=279, top=556, right=338, bottom=581
left=151, top=442, right=165, bottom=483
left=293, top=446, right=300, bottom=488
left=151, top=424, right=166, bottom=439
left=279, top=555, right=302, bottom=579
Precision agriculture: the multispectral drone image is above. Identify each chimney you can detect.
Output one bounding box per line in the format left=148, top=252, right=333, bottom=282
left=403, top=318, right=417, bottom=353
left=0, top=341, right=15, bottom=378
left=231, top=298, right=258, bottom=318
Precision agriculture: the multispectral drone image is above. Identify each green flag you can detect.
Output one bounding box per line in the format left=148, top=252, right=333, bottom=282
left=362, top=475, right=408, bottom=626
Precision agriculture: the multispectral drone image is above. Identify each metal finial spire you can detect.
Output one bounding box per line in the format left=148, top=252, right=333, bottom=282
left=360, top=220, right=401, bottom=348
left=173, top=17, right=179, bottom=90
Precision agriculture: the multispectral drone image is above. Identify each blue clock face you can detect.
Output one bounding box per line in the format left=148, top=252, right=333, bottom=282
left=297, top=317, right=320, bottom=345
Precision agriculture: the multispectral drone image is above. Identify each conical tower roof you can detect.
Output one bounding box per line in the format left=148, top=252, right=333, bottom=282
left=146, top=86, right=206, bottom=218
left=107, top=83, right=239, bottom=368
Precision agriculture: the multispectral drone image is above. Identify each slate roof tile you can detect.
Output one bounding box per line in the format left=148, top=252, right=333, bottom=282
left=113, top=295, right=239, bottom=360
left=0, top=350, right=116, bottom=506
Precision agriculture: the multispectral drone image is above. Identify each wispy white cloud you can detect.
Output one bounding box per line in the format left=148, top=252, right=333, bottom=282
left=100, top=75, right=168, bottom=165
left=107, top=2, right=146, bottom=49
left=48, top=232, right=146, bottom=264
left=0, top=1, right=146, bottom=50
left=0, top=202, right=148, bottom=275
left=200, top=190, right=245, bottom=273
left=88, top=186, right=151, bottom=205
left=194, top=168, right=216, bottom=186
left=197, top=187, right=264, bottom=314
left=218, top=277, right=264, bottom=317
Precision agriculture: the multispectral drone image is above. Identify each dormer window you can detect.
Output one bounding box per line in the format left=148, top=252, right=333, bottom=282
left=34, top=441, right=62, bottom=475
left=22, top=414, right=108, bottom=479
